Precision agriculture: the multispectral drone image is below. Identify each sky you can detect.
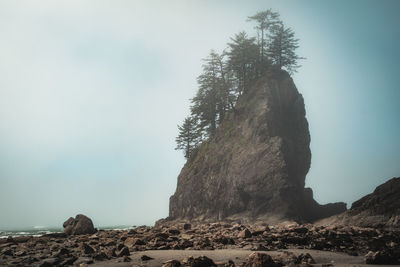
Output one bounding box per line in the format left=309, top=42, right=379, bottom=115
left=0, top=0, right=399, bottom=230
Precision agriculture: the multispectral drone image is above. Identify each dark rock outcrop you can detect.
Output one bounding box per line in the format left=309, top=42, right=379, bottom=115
left=318, top=177, right=400, bottom=228
left=365, top=249, right=400, bottom=265
left=169, top=70, right=346, bottom=223
left=63, top=214, right=96, bottom=235
left=243, top=252, right=278, bottom=267
left=351, top=177, right=400, bottom=216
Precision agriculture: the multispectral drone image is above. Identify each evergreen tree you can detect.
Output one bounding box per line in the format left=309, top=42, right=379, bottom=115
left=247, top=9, right=280, bottom=70
left=175, top=116, right=201, bottom=159
left=227, top=32, right=259, bottom=94
left=213, top=50, right=237, bottom=123
left=191, top=50, right=237, bottom=137
left=191, top=51, right=219, bottom=137
left=267, top=22, right=304, bottom=74
left=175, top=10, right=305, bottom=159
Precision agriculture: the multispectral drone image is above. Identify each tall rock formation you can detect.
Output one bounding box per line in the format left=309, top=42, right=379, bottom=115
left=169, top=70, right=346, bottom=223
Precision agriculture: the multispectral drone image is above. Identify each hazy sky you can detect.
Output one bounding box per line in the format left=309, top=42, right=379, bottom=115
left=0, top=0, right=399, bottom=230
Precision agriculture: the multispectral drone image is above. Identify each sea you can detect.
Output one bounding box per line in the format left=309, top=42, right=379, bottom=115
left=0, top=225, right=134, bottom=238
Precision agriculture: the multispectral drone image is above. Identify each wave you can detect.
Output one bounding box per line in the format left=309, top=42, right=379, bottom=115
left=0, top=228, right=61, bottom=238
left=0, top=225, right=134, bottom=238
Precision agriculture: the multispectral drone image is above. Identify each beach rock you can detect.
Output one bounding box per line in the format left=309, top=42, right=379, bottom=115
left=238, top=229, right=252, bottom=239
left=63, top=214, right=96, bottom=235
left=116, top=243, right=125, bottom=250
left=80, top=243, right=95, bottom=254
left=163, top=259, right=182, bottom=267
left=155, top=232, right=170, bottom=239
left=243, top=252, right=277, bottom=267
left=125, top=237, right=146, bottom=246
left=141, top=254, right=154, bottom=261
left=295, top=253, right=315, bottom=264
left=104, top=240, right=117, bottom=247
left=2, top=249, right=13, bottom=256
left=169, top=228, right=181, bottom=235
left=12, top=236, right=32, bottom=243
left=182, top=255, right=217, bottom=267
left=168, top=70, right=346, bottom=223
left=365, top=249, right=400, bottom=265
left=14, top=250, right=26, bottom=257
left=43, top=232, right=67, bottom=238
left=272, top=251, right=297, bottom=265
left=104, top=247, right=116, bottom=258
left=39, top=257, right=59, bottom=267
left=54, top=247, right=70, bottom=258
left=93, top=251, right=108, bottom=261
left=60, top=256, right=77, bottom=266
left=116, top=246, right=130, bottom=257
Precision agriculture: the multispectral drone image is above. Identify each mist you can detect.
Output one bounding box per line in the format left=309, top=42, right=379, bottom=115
left=0, top=0, right=399, bottom=230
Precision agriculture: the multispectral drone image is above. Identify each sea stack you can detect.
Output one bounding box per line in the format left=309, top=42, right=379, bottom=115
left=169, top=70, right=346, bottom=223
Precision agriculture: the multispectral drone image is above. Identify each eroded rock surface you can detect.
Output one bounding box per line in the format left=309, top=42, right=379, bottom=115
left=169, top=70, right=346, bottom=223
left=63, top=214, right=96, bottom=235
left=318, top=177, right=400, bottom=228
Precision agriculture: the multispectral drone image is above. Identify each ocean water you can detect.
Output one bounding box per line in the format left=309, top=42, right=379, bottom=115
left=0, top=226, right=62, bottom=238
left=0, top=225, right=134, bottom=238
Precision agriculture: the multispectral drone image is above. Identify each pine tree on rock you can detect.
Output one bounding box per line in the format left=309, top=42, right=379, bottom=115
left=175, top=116, right=202, bottom=159
left=212, top=51, right=237, bottom=123
left=191, top=50, right=237, bottom=138
left=227, top=32, right=259, bottom=94
left=175, top=10, right=305, bottom=159
left=247, top=9, right=280, bottom=73
left=267, top=22, right=304, bottom=74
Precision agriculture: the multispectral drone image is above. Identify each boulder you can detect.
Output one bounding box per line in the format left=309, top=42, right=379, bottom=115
left=182, top=256, right=216, bottom=267
left=63, top=214, right=96, bottom=235
left=237, top=228, right=252, bottom=238
left=243, top=252, right=278, bottom=267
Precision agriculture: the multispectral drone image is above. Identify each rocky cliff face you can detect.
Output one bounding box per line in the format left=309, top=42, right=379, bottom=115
left=318, top=177, right=400, bottom=228
left=169, top=70, right=346, bottom=223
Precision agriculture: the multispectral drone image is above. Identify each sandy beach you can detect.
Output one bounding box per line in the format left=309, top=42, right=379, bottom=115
left=1, top=222, right=399, bottom=266
left=90, top=249, right=391, bottom=267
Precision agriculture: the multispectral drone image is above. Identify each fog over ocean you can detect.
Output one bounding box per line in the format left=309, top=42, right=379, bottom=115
left=0, top=0, right=399, bottom=229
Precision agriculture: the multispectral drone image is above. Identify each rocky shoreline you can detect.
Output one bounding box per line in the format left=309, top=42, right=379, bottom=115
left=1, top=222, right=399, bottom=266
